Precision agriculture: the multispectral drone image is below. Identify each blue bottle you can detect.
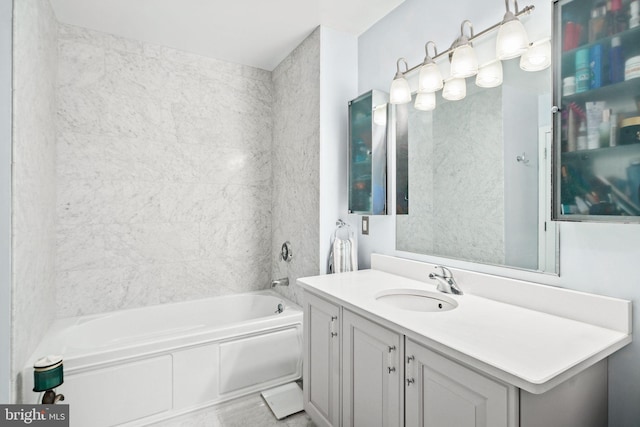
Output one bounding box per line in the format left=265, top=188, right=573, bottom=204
left=575, top=48, right=590, bottom=93
left=609, top=36, right=624, bottom=84
left=590, top=44, right=602, bottom=89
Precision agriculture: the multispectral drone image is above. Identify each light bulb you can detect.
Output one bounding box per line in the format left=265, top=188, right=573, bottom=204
left=476, top=59, right=503, bottom=88
left=418, top=63, right=443, bottom=92
left=414, top=92, right=436, bottom=111
left=442, top=78, right=466, bottom=101
left=390, top=58, right=412, bottom=104
left=496, top=16, right=529, bottom=60
left=450, top=44, right=479, bottom=78
left=373, top=104, right=387, bottom=126
left=390, top=76, right=411, bottom=104
left=520, top=38, right=551, bottom=71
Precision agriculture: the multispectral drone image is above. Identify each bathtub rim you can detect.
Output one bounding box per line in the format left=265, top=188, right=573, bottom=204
left=22, top=290, right=302, bottom=377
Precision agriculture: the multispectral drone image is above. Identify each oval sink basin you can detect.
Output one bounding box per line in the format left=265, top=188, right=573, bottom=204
left=375, top=289, right=458, bottom=312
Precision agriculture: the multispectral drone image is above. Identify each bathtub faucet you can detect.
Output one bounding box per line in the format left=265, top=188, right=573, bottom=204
left=271, top=278, right=289, bottom=288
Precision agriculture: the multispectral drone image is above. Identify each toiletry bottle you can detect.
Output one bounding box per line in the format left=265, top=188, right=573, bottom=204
left=609, top=36, right=624, bottom=84
left=607, top=0, right=628, bottom=35
left=563, top=76, right=576, bottom=95
left=577, top=120, right=588, bottom=150
left=599, top=109, right=611, bottom=147
left=568, top=107, right=577, bottom=152
left=575, top=48, right=591, bottom=93
left=631, top=0, right=640, bottom=28
left=590, top=44, right=603, bottom=89
left=610, top=113, right=618, bottom=146
left=589, top=1, right=608, bottom=42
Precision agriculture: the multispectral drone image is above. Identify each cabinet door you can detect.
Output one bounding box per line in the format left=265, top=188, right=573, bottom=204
left=348, top=90, right=389, bottom=215
left=405, top=339, right=517, bottom=427
left=553, top=0, right=640, bottom=222
left=303, top=292, right=341, bottom=427
left=342, top=310, right=402, bottom=427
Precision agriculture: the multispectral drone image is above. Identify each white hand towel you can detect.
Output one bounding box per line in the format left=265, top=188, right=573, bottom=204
left=330, top=236, right=358, bottom=273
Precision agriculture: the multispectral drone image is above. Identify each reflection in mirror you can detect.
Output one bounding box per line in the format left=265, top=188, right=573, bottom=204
left=396, top=61, right=558, bottom=273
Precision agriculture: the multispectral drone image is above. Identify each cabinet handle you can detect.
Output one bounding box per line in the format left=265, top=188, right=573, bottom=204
left=388, top=345, right=396, bottom=353
left=551, top=105, right=561, bottom=114
left=407, top=355, right=415, bottom=364
left=330, top=316, right=338, bottom=337
left=406, top=378, right=415, bottom=386
left=388, top=366, right=396, bottom=374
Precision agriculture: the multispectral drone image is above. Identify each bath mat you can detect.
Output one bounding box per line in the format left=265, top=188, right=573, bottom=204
left=261, top=382, right=303, bottom=420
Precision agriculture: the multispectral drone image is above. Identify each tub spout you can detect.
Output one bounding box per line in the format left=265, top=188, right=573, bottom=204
left=271, top=278, right=289, bottom=288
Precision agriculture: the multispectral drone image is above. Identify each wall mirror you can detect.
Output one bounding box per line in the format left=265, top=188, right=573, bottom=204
left=396, top=61, right=559, bottom=274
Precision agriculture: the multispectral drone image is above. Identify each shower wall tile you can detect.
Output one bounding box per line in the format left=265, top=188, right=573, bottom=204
left=56, top=24, right=274, bottom=317
left=270, top=28, right=321, bottom=305
left=12, top=0, right=58, bottom=401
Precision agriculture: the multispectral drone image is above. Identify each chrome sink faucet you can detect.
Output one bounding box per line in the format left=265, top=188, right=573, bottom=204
left=429, top=266, right=463, bottom=295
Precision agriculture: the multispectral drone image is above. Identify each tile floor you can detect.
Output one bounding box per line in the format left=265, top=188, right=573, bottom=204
left=151, top=393, right=315, bottom=427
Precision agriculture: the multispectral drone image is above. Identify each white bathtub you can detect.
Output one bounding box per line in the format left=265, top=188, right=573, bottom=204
left=22, top=290, right=303, bottom=426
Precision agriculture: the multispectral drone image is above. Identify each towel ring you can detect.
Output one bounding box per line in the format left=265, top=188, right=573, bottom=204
left=332, top=219, right=353, bottom=241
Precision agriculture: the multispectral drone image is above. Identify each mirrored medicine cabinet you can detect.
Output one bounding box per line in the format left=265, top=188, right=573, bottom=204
left=348, top=90, right=389, bottom=215
left=553, top=0, right=640, bottom=222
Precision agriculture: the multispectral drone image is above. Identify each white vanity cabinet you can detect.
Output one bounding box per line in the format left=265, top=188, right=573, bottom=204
left=303, top=292, right=341, bottom=427
left=342, top=309, right=403, bottom=427
left=404, top=339, right=517, bottom=427
left=299, top=259, right=631, bottom=427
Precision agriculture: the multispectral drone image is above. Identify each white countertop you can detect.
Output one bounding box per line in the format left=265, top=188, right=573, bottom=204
left=298, top=269, right=632, bottom=394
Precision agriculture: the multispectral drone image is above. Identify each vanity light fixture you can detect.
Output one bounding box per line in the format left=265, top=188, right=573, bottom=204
left=442, top=78, right=466, bottom=101
left=418, top=42, right=444, bottom=92
left=450, top=21, right=479, bottom=78
left=414, top=91, right=436, bottom=111
left=476, top=59, right=503, bottom=88
left=519, top=38, right=552, bottom=71
left=390, top=58, right=412, bottom=104
left=496, top=0, right=530, bottom=60
left=387, top=1, right=536, bottom=111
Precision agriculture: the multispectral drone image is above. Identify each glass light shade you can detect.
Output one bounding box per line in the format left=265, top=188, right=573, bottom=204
left=373, top=104, right=387, bottom=126
left=496, top=18, right=530, bottom=60
left=418, top=63, right=444, bottom=92
left=442, top=78, right=466, bottom=101
left=450, top=44, right=478, bottom=78
left=476, top=60, right=503, bottom=88
left=414, top=92, right=436, bottom=111
left=390, top=76, right=412, bottom=104
left=520, top=39, right=551, bottom=71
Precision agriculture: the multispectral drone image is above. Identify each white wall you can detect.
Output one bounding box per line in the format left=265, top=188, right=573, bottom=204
left=55, top=25, right=274, bottom=317
left=319, top=27, right=358, bottom=274
left=358, top=0, right=640, bottom=424
left=0, top=0, right=12, bottom=404
left=12, top=0, right=58, bottom=402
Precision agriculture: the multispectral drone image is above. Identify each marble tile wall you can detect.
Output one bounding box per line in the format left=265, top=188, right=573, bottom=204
left=12, top=0, right=58, bottom=401
left=271, top=29, right=321, bottom=304
left=55, top=24, right=274, bottom=317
